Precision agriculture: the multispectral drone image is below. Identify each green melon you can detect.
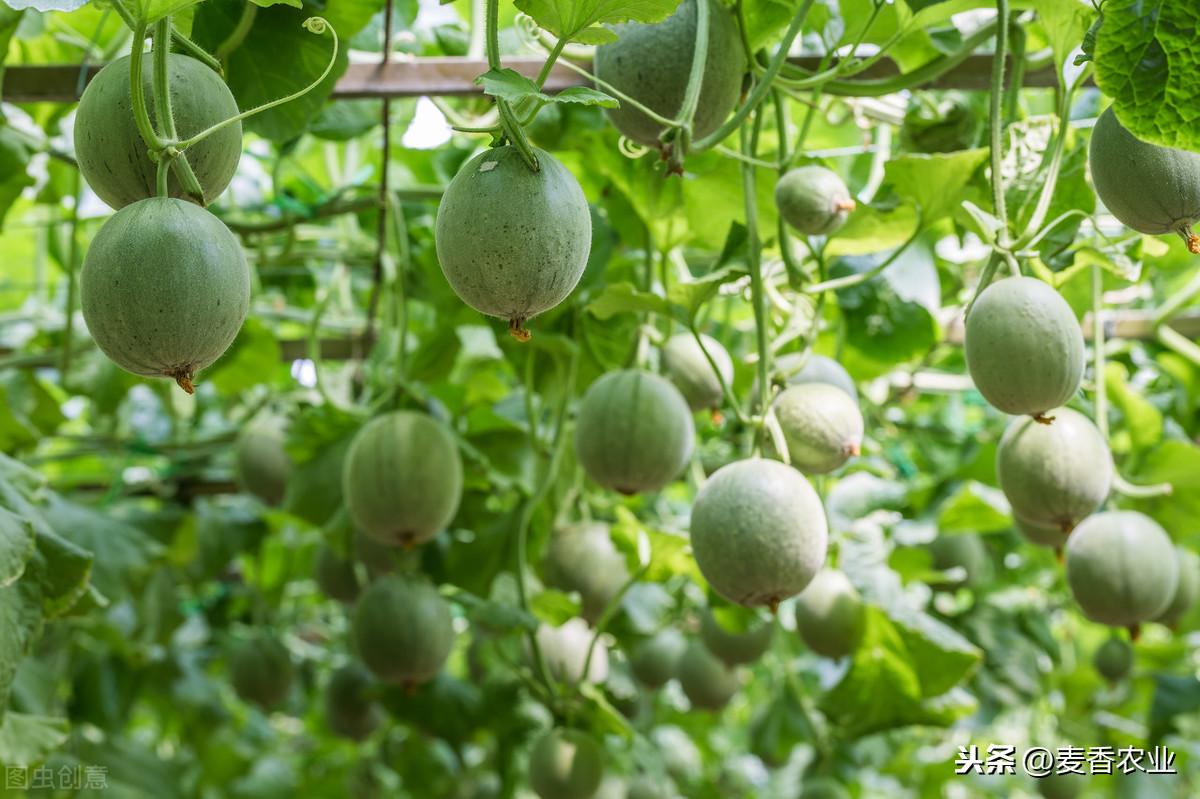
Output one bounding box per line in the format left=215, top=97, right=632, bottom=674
left=772, top=382, right=864, bottom=474
left=535, top=618, right=609, bottom=684
left=74, top=54, right=242, bottom=209
left=996, top=408, right=1112, bottom=532
left=528, top=728, right=605, bottom=799
left=929, top=534, right=989, bottom=589
left=325, top=662, right=383, bottom=741
left=342, top=411, right=463, bottom=547
left=229, top=633, right=293, bottom=710
left=676, top=640, right=738, bottom=711
left=964, top=276, right=1085, bottom=419
left=629, top=628, right=687, bottom=688
left=779, top=352, right=858, bottom=400
left=236, top=412, right=290, bottom=506
left=661, top=332, right=733, bottom=412
left=794, top=570, right=865, bottom=659
left=1014, top=515, right=1070, bottom=550
left=575, top=369, right=696, bottom=494
left=775, top=165, right=856, bottom=236
left=1154, top=547, right=1200, bottom=627
left=1093, top=636, right=1133, bottom=683
left=80, top=197, right=249, bottom=393
left=313, top=544, right=361, bottom=603
left=1089, top=106, right=1200, bottom=250
left=435, top=145, right=591, bottom=338
left=352, top=575, right=455, bottom=686
left=689, top=458, right=828, bottom=609
left=593, top=0, right=745, bottom=148
left=1065, top=511, right=1179, bottom=628
left=355, top=528, right=399, bottom=579
left=543, top=523, right=629, bottom=623
left=800, top=778, right=851, bottom=799
left=699, top=607, right=774, bottom=666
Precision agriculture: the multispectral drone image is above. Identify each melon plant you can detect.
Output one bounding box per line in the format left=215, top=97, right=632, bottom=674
left=963, top=276, right=1085, bottom=420
left=74, top=54, right=242, bottom=209
left=235, top=412, right=290, bottom=506
left=229, top=633, right=293, bottom=711
left=435, top=145, right=591, bottom=339
left=689, top=458, right=828, bottom=609
left=352, top=575, right=455, bottom=686
left=1154, top=547, right=1200, bottom=627
left=661, top=332, right=734, bottom=412
left=543, top=523, right=629, bottom=623
left=676, top=640, right=739, bottom=711
left=574, top=369, right=695, bottom=494
left=1089, top=106, right=1200, bottom=252
left=1065, top=511, right=1179, bottom=628
left=534, top=618, right=609, bottom=684
left=698, top=607, right=774, bottom=666
left=342, top=411, right=463, bottom=547
left=592, top=0, right=745, bottom=148
left=777, top=352, right=857, bottom=399
left=772, top=382, right=864, bottom=474
left=929, top=534, right=989, bottom=589
left=80, top=197, right=250, bottom=393
left=996, top=408, right=1113, bottom=532
left=629, top=628, right=687, bottom=689
left=1014, top=515, right=1070, bottom=550
left=793, top=570, right=865, bottom=659
left=775, top=165, right=856, bottom=236
left=324, top=662, right=383, bottom=741
left=1093, top=636, right=1133, bottom=683
left=313, top=544, right=361, bottom=604
left=528, top=728, right=604, bottom=799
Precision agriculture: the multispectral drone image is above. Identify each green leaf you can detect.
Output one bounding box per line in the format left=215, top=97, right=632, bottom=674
left=1104, top=362, right=1163, bottom=451
left=0, top=712, right=68, bottom=767
left=41, top=498, right=162, bottom=601
left=0, top=558, right=43, bottom=714
left=937, top=481, right=1012, bottom=534
left=132, top=0, right=205, bottom=26
left=476, top=68, right=617, bottom=108
left=1127, top=440, right=1200, bottom=536
left=30, top=528, right=93, bottom=619
left=586, top=282, right=672, bottom=321
left=0, top=128, right=33, bottom=233
left=0, top=508, right=33, bottom=587
left=884, top=149, right=989, bottom=221
left=1033, top=0, right=1094, bottom=70
left=513, top=0, right=680, bottom=45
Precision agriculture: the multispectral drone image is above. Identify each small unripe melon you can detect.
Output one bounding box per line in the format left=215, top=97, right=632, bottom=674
left=236, top=413, right=290, bottom=506
left=74, top=54, right=242, bottom=209
left=929, top=534, right=989, bottom=588
left=677, top=640, right=738, bottom=711
left=229, top=634, right=293, bottom=710
left=699, top=608, right=774, bottom=666
left=535, top=617, right=609, bottom=685
left=800, top=778, right=851, bottom=799
left=435, top=145, right=591, bottom=336
left=1093, top=637, right=1133, bottom=683
left=775, top=166, right=856, bottom=236
left=1065, top=511, right=1179, bottom=628
left=964, top=277, right=1085, bottom=419
left=575, top=369, right=696, bottom=494
left=342, top=411, right=463, bottom=547
left=593, top=0, right=745, bottom=148
left=662, top=332, right=734, bottom=412
left=629, top=628, right=687, bottom=688
left=528, top=728, right=605, bottom=799
left=543, top=523, right=629, bottom=624
left=324, top=662, right=383, bottom=741
left=80, top=197, right=250, bottom=393
left=772, top=382, right=864, bottom=474
left=1154, top=547, right=1200, bottom=627
left=313, top=544, right=361, bottom=603
left=689, top=458, right=828, bottom=609
left=352, top=575, right=455, bottom=686
left=996, top=408, right=1112, bottom=532
left=780, top=352, right=857, bottom=400
left=1014, top=515, right=1070, bottom=550
left=794, top=570, right=865, bottom=659
left=1089, top=106, right=1200, bottom=247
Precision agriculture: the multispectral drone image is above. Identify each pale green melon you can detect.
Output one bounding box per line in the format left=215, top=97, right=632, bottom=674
left=528, top=728, right=605, bottom=799
left=229, top=633, right=293, bottom=710
left=929, top=534, right=989, bottom=588
left=676, top=640, right=738, bottom=711
left=1014, top=515, right=1070, bottom=549
left=324, top=662, right=383, bottom=741
left=1154, top=547, right=1200, bottom=627
left=236, top=412, right=290, bottom=506
left=775, top=165, right=856, bottom=236
left=662, top=332, right=733, bottom=412
left=1093, top=636, right=1133, bottom=683
left=543, top=523, right=629, bottom=623
left=313, top=544, right=361, bottom=603
left=535, top=618, right=609, bottom=684
left=698, top=607, right=773, bottom=666
left=964, top=277, right=1084, bottom=419
left=629, top=628, right=687, bottom=689
left=780, top=352, right=858, bottom=399
left=352, top=575, right=455, bottom=686
left=772, top=382, right=864, bottom=474
left=794, top=570, right=865, bottom=659
left=1065, top=511, right=1179, bottom=627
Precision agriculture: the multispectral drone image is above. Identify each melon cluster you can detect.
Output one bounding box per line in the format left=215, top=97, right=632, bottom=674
left=76, top=51, right=249, bottom=393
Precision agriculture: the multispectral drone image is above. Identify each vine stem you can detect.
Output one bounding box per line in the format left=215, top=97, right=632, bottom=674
left=109, top=0, right=222, bottom=75
left=988, top=0, right=1011, bottom=248
left=742, top=108, right=770, bottom=454
left=579, top=564, right=648, bottom=693
left=127, top=22, right=165, bottom=151
left=551, top=58, right=680, bottom=128
left=215, top=1, right=257, bottom=62
left=667, top=0, right=710, bottom=163
left=484, top=0, right=538, bottom=171
left=58, top=171, right=82, bottom=386
left=1151, top=268, right=1200, bottom=328
left=803, top=219, right=922, bottom=295
left=1092, top=264, right=1109, bottom=441
left=533, top=37, right=566, bottom=88
left=365, top=0, right=396, bottom=346
left=691, top=325, right=748, bottom=424
left=152, top=18, right=205, bottom=202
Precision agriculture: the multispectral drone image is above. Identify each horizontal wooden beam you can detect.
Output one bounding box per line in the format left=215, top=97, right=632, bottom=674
left=2, top=55, right=1064, bottom=104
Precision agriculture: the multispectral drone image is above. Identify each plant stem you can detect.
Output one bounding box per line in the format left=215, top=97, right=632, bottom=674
left=152, top=18, right=205, bottom=202
left=1156, top=325, right=1200, bottom=368
left=742, top=109, right=770, bottom=454
left=1112, top=474, right=1172, bottom=499
left=579, top=564, right=647, bottom=692
left=772, top=90, right=804, bottom=288
left=989, top=0, right=1011, bottom=248
left=484, top=0, right=538, bottom=170
left=58, top=171, right=82, bottom=386
left=215, top=1, right=257, bottom=62
left=690, top=325, right=748, bottom=424
left=109, top=0, right=222, bottom=76
left=675, top=0, right=710, bottom=133
left=128, top=22, right=166, bottom=152
left=1091, top=264, right=1108, bottom=441
left=533, top=37, right=566, bottom=88
left=552, top=58, right=681, bottom=128
left=1151, top=268, right=1200, bottom=328
left=803, top=220, right=922, bottom=294
left=1015, top=69, right=1087, bottom=247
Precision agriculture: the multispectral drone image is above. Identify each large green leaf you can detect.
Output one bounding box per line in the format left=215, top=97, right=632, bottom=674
left=514, top=0, right=680, bottom=45
left=0, top=712, right=68, bottom=767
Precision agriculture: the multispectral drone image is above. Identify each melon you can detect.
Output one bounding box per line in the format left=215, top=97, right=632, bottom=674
left=352, top=575, right=455, bottom=686
left=235, top=412, right=290, bottom=506
left=1014, top=515, right=1070, bottom=550
left=996, top=408, right=1112, bottom=532
left=593, top=0, right=745, bottom=148
left=1154, top=547, right=1200, bottom=627
left=778, top=352, right=857, bottom=400
left=772, top=382, right=864, bottom=474
left=775, top=165, right=856, bottom=236
left=629, top=628, right=686, bottom=689
left=342, top=411, right=463, bottom=547
left=689, top=458, right=828, bottom=609
left=929, top=534, right=989, bottom=589
left=435, top=145, right=591, bottom=338
left=534, top=618, right=609, bottom=684
left=528, top=728, right=604, bottom=799
left=793, top=570, right=865, bottom=659
left=543, top=523, right=629, bottom=623
left=1065, top=511, right=1179, bottom=628
left=1089, top=106, right=1200, bottom=251
left=575, top=369, right=696, bottom=494
left=964, top=276, right=1085, bottom=419
left=1093, top=636, right=1133, bottom=683
left=698, top=607, right=774, bottom=666
left=313, top=544, right=361, bottom=604
left=80, top=197, right=249, bottom=393
left=677, top=640, right=738, bottom=710
left=661, top=332, right=734, bottom=412
left=74, top=54, right=242, bottom=209
left=229, top=633, right=293, bottom=710
left=325, top=662, right=383, bottom=741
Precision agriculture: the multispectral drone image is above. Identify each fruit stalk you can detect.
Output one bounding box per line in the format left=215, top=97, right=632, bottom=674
left=484, top=0, right=538, bottom=171
left=127, top=22, right=166, bottom=153
left=668, top=0, right=711, bottom=163
left=741, top=109, right=771, bottom=452
left=152, top=18, right=206, bottom=203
